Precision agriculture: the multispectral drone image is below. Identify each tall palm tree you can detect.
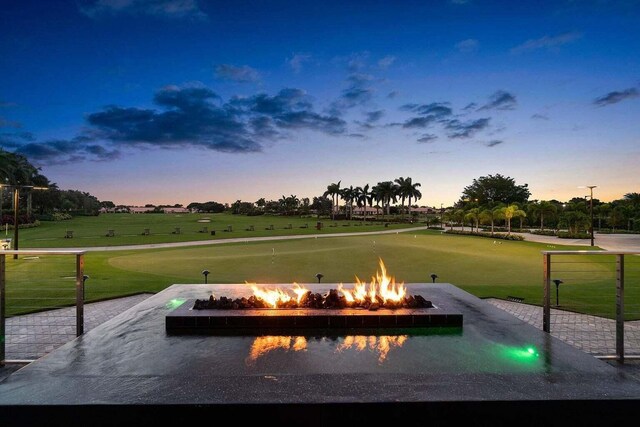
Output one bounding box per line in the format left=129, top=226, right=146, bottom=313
left=376, top=181, right=399, bottom=216
left=340, top=186, right=356, bottom=220
left=595, top=203, right=611, bottom=231
left=355, top=184, right=372, bottom=222
left=394, top=177, right=408, bottom=218
left=609, top=207, right=625, bottom=232
left=443, top=210, right=455, bottom=230
left=396, top=177, right=422, bottom=219
left=500, top=204, right=526, bottom=235
left=323, top=181, right=341, bottom=220
left=480, top=207, right=504, bottom=236
left=465, top=208, right=481, bottom=233
left=454, top=209, right=466, bottom=231
left=528, top=201, right=557, bottom=231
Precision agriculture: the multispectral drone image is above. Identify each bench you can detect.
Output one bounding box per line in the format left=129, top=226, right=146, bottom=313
left=199, top=226, right=208, bottom=233
left=265, top=224, right=274, bottom=230
left=64, top=230, right=74, bottom=239
left=245, top=225, right=255, bottom=231
left=284, top=224, right=293, bottom=229
left=142, top=228, right=150, bottom=236
left=224, top=225, right=232, bottom=232
left=300, top=223, right=308, bottom=229
left=172, top=227, right=181, bottom=234
left=105, top=229, right=115, bottom=237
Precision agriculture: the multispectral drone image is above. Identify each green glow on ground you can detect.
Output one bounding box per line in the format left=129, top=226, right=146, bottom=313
left=165, top=298, right=187, bottom=309
left=499, top=345, right=540, bottom=365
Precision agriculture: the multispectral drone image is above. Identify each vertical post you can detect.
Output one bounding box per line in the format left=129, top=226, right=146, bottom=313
left=0, top=254, right=5, bottom=365
left=13, top=188, right=19, bottom=260
left=616, top=254, right=624, bottom=362
left=589, top=188, right=594, bottom=247
left=76, top=253, right=84, bottom=337
left=543, top=253, right=551, bottom=333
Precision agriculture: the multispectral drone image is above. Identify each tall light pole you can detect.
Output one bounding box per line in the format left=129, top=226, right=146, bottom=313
left=587, top=186, right=596, bottom=247
left=580, top=185, right=597, bottom=247
left=0, top=185, right=48, bottom=259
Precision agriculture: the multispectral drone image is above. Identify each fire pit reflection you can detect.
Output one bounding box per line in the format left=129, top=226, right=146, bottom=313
left=245, top=335, right=409, bottom=365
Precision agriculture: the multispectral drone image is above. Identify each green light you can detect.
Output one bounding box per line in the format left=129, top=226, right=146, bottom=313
left=165, top=298, right=186, bottom=309
left=527, top=347, right=535, bottom=354
left=499, top=345, right=540, bottom=365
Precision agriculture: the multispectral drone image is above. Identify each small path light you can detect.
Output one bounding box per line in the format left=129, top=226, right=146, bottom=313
left=430, top=273, right=438, bottom=283
left=202, top=269, right=210, bottom=284
left=553, top=279, right=563, bottom=306
left=315, top=273, right=324, bottom=283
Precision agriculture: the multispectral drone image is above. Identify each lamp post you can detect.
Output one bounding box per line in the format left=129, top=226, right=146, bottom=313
left=430, top=273, right=438, bottom=283
left=580, top=185, right=597, bottom=247
left=1, top=185, right=48, bottom=259
left=553, top=279, right=563, bottom=306
left=201, top=269, right=210, bottom=284
left=440, top=203, right=444, bottom=228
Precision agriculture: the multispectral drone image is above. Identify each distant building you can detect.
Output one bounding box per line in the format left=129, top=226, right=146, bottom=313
left=126, top=206, right=190, bottom=214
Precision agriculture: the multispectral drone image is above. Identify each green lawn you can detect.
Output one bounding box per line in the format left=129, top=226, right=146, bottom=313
left=16, top=212, right=418, bottom=248
left=4, top=230, right=638, bottom=319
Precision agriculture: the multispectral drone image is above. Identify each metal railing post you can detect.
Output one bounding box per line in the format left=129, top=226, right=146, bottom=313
left=616, top=254, right=624, bottom=362
left=543, top=252, right=551, bottom=333
left=76, top=253, right=84, bottom=337
left=0, top=254, right=5, bottom=365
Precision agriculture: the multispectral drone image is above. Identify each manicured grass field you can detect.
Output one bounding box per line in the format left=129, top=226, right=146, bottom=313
left=5, top=230, right=638, bottom=319
left=16, top=213, right=416, bottom=248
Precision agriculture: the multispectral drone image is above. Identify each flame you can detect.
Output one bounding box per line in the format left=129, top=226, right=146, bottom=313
left=248, top=258, right=405, bottom=307
left=250, top=284, right=292, bottom=308
left=246, top=336, right=307, bottom=365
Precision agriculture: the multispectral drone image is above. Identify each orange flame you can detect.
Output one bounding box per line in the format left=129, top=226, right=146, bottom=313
left=248, top=258, right=405, bottom=307
left=246, top=336, right=307, bottom=365
left=336, top=335, right=408, bottom=363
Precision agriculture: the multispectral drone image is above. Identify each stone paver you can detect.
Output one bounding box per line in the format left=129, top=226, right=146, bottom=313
left=487, top=298, right=640, bottom=356
left=5, top=294, right=151, bottom=360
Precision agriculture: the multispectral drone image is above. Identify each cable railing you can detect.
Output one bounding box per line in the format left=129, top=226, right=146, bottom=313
left=542, top=250, right=640, bottom=361
left=0, top=250, right=85, bottom=364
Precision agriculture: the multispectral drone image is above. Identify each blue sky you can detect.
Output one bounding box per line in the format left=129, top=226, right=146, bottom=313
left=1, top=0, right=639, bottom=206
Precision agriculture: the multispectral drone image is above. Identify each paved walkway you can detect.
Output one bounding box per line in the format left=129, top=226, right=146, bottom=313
left=487, top=298, right=640, bottom=356
left=5, top=294, right=151, bottom=360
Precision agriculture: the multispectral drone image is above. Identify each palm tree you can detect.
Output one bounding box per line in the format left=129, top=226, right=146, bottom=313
left=340, top=185, right=356, bottom=220
left=454, top=209, right=466, bottom=231
left=443, top=210, right=455, bottom=231
left=376, top=181, right=399, bottom=216
left=396, top=177, right=422, bottom=219
left=480, top=207, right=503, bottom=236
left=323, top=181, right=341, bottom=220
left=595, top=203, right=611, bottom=231
left=355, top=184, right=372, bottom=222
left=465, top=208, right=481, bottom=233
left=609, top=207, right=625, bottom=232
left=528, top=201, right=557, bottom=231
left=500, top=204, right=526, bottom=235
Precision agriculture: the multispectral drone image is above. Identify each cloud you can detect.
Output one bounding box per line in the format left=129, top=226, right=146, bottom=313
left=287, top=53, right=311, bottom=73
left=400, top=102, right=453, bottom=118
left=478, top=90, right=517, bottom=111
left=531, top=113, right=549, bottom=120
left=511, top=31, right=582, bottom=54
left=0, top=132, right=34, bottom=148
left=455, top=39, right=479, bottom=53
left=79, top=0, right=207, bottom=20
left=402, top=116, right=438, bottom=129
left=215, top=64, right=261, bottom=83
left=417, top=134, right=437, bottom=143
left=593, top=88, right=639, bottom=107
left=387, top=91, right=399, bottom=99
left=0, top=118, right=21, bottom=128
left=365, top=110, right=384, bottom=123
left=486, top=140, right=504, bottom=147
left=377, top=55, right=396, bottom=69
left=15, top=137, right=121, bottom=165
left=329, top=73, right=375, bottom=115
left=444, top=117, right=491, bottom=138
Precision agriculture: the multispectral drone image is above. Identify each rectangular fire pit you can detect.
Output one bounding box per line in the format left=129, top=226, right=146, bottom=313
left=166, top=300, right=463, bottom=334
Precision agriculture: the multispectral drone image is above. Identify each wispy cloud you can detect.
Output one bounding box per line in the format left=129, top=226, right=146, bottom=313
left=593, top=87, right=639, bottom=107
left=444, top=117, right=491, bottom=139
left=377, top=55, right=396, bottom=69
left=511, top=31, right=582, bottom=54
left=287, top=53, right=312, bottom=73
left=455, top=39, right=478, bottom=53
left=329, top=73, right=375, bottom=115
left=215, top=64, right=261, bottom=83
left=417, top=134, right=438, bottom=143
left=365, top=110, right=384, bottom=123
left=400, top=102, right=453, bottom=118
left=486, top=140, right=503, bottom=147
left=478, top=90, right=517, bottom=111
left=79, top=0, right=207, bottom=20
left=531, top=113, right=549, bottom=120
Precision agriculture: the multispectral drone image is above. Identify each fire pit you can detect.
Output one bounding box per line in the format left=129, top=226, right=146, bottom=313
left=166, top=260, right=463, bottom=333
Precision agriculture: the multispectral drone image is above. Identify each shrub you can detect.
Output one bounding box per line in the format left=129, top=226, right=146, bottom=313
left=445, top=230, right=524, bottom=241
left=557, top=231, right=591, bottom=239
left=531, top=230, right=557, bottom=236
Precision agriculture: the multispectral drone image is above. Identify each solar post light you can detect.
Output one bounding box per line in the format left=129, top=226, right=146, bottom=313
left=202, top=269, right=210, bottom=284
left=430, top=273, right=438, bottom=283
left=553, top=279, right=563, bottom=306
left=315, top=273, right=324, bottom=283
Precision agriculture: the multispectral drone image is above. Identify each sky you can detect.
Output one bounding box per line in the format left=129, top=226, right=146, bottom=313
left=1, top=0, right=639, bottom=206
